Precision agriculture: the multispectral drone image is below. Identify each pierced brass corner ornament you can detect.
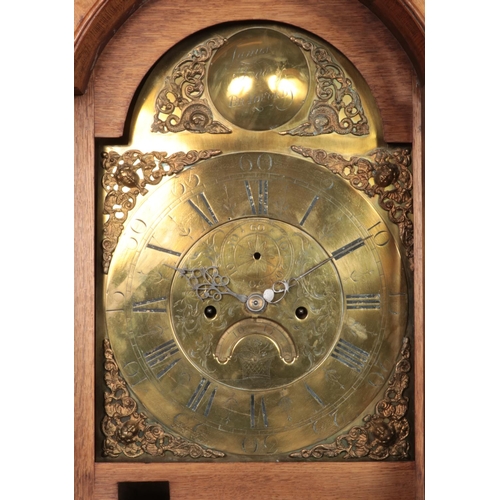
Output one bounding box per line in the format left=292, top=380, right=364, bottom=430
left=281, top=37, right=369, bottom=137
left=290, top=337, right=410, bottom=460
left=101, top=149, right=221, bottom=273
left=102, top=339, right=225, bottom=459
left=292, top=146, right=413, bottom=269
left=151, top=36, right=231, bottom=134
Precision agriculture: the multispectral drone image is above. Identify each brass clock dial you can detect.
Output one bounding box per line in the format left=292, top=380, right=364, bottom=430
left=104, top=151, right=408, bottom=458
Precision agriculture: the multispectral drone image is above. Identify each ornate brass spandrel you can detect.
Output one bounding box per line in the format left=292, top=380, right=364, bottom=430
left=101, top=149, right=221, bottom=273
left=102, top=339, right=225, bottom=459
left=290, top=337, right=410, bottom=461
left=280, top=37, right=369, bottom=137
left=152, top=35, right=231, bottom=134
left=292, top=145, right=413, bottom=269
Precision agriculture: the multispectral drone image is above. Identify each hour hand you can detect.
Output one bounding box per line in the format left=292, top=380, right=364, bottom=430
left=168, top=264, right=247, bottom=303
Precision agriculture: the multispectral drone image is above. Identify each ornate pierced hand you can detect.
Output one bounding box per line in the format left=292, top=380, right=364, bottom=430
left=168, top=264, right=248, bottom=303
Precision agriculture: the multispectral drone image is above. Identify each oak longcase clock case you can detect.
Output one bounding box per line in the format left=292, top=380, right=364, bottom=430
left=74, top=1, right=424, bottom=499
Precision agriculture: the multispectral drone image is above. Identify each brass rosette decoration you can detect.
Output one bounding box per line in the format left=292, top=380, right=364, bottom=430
left=292, top=146, right=413, bottom=268
left=101, top=149, right=221, bottom=273
left=281, top=37, right=369, bottom=137
left=290, top=337, right=410, bottom=460
left=152, top=35, right=231, bottom=134
left=102, top=340, right=225, bottom=459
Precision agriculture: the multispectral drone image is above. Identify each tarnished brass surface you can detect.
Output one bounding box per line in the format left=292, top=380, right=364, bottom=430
left=103, top=152, right=408, bottom=458
left=290, top=337, right=411, bottom=460
left=98, top=21, right=412, bottom=462
left=152, top=36, right=231, bottom=135
left=281, top=37, right=369, bottom=137
left=214, top=318, right=298, bottom=366
left=207, top=28, right=309, bottom=131
left=102, top=339, right=225, bottom=459
left=293, top=146, right=414, bottom=268
left=101, top=149, right=221, bottom=273
left=169, top=216, right=343, bottom=392
left=127, top=22, right=382, bottom=155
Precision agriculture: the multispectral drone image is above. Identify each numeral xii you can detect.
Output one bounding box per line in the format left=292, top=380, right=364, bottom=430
left=245, top=180, right=268, bottom=215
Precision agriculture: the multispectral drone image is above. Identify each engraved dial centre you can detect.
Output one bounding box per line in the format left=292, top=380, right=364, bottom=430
left=170, top=218, right=344, bottom=391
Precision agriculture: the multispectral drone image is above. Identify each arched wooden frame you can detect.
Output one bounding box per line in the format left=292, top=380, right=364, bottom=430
left=74, top=0, right=424, bottom=95
left=74, top=1, right=424, bottom=499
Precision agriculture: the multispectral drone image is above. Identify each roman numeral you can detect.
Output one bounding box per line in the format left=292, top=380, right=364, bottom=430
left=346, top=293, right=381, bottom=310
left=250, top=394, right=268, bottom=428
left=305, top=383, right=325, bottom=407
left=186, top=378, right=217, bottom=416
left=331, top=237, right=365, bottom=260
left=146, top=243, right=181, bottom=257
left=188, top=193, right=218, bottom=226
left=143, top=340, right=181, bottom=379
left=299, top=195, right=320, bottom=226
left=331, top=339, right=369, bottom=372
left=244, top=180, right=268, bottom=215
left=132, top=297, right=168, bottom=313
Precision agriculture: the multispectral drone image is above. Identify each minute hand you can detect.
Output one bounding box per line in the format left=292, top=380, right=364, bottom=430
left=293, top=254, right=339, bottom=281
left=264, top=236, right=369, bottom=304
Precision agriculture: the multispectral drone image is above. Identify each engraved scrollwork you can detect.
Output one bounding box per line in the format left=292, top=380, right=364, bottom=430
left=101, top=339, right=225, bottom=459
left=101, top=149, right=221, bottom=273
left=280, top=37, right=369, bottom=137
left=292, top=145, right=413, bottom=269
left=152, top=36, right=231, bottom=134
left=290, top=337, right=411, bottom=460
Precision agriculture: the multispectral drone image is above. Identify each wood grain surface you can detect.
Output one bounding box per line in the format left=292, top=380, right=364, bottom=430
left=412, top=74, right=425, bottom=498
left=74, top=76, right=96, bottom=500
left=95, top=462, right=416, bottom=500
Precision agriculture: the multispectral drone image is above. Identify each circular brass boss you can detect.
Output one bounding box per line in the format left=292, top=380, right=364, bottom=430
left=208, top=28, right=309, bottom=130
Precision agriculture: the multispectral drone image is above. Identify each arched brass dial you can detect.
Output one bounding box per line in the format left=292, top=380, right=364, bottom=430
left=104, top=152, right=408, bottom=457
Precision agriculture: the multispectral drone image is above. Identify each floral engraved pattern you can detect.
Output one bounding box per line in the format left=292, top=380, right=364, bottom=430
left=152, top=36, right=231, bottom=134
left=101, top=149, right=221, bottom=273
left=101, top=339, right=225, bottom=459
left=281, top=37, right=369, bottom=137
left=290, top=337, right=411, bottom=460
left=292, top=146, right=414, bottom=269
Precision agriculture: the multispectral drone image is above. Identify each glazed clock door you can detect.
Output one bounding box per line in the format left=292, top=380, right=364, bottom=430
left=75, top=1, right=423, bottom=499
